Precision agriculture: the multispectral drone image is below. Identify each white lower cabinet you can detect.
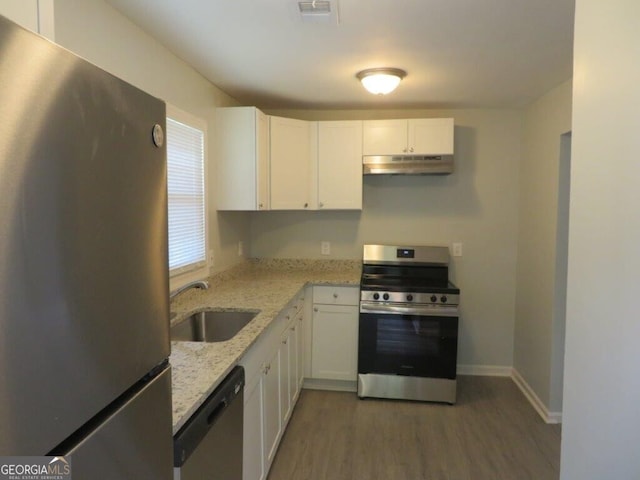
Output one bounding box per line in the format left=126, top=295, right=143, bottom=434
left=242, top=374, right=264, bottom=480
left=311, top=286, right=359, bottom=382
left=280, top=319, right=297, bottom=425
left=296, top=310, right=305, bottom=391
left=239, top=291, right=305, bottom=480
left=262, top=347, right=281, bottom=468
left=240, top=285, right=359, bottom=480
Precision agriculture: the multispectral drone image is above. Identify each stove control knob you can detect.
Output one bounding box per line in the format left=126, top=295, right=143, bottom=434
left=430, top=295, right=437, bottom=303
left=441, top=295, right=448, bottom=303
left=406, top=294, right=414, bottom=302
left=383, top=293, right=390, bottom=301
left=373, top=293, right=380, bottom=300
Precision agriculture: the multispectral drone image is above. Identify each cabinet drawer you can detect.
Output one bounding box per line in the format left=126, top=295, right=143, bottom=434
left=313, top=285, right=359, bottom=306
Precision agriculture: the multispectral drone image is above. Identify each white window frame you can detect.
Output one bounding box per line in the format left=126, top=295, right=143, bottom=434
left=166, top=104, right=209, bottom=289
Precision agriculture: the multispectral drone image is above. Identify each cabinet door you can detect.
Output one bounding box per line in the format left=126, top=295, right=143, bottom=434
left=409, top=118, right=454, bottom=155
left=256, top=110, right=270, bottom=210
left=270, top=116, right=311, bottom=210
left=262, top=348, right=281, bottom=469
left=279, top=328, right=291, bottom=424
left=243, top=375, right=264, bottom=480
left=318, top=121, right=363, bottom=210
left=311, top=304, right=359, bottom=381
left=362, top=119, right=407, bottom=155
left=296, top=311, right=305, bottom=391
left=217, top=107, right=269, bottom=210
left=287, top=320, right=299, bottom=406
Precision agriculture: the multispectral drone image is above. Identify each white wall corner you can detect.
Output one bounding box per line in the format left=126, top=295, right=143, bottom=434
left=511, top=368, right=562, bottom=424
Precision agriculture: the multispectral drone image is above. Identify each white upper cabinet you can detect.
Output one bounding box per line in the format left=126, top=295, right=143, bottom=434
left=409, top=118, right=454, bottom=155
left=216, top=107, right=269, bottom=211
left=270, top=116, right=312, bottom=210
left=317, top=121, right=363, bottom=210
left=363, top=118, right=454, bottom=156
left=362, top=119, right=407, bottom=155
left=217, top=110, right=454, bottom=211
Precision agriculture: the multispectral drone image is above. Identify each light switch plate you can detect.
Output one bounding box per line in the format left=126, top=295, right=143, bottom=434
left=321, top=241, right=331, bottom=255
left=452, top=242, right=463, bottom=257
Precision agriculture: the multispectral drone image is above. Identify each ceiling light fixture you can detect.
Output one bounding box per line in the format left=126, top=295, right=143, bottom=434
left=356, top=68, right=407, bottom=95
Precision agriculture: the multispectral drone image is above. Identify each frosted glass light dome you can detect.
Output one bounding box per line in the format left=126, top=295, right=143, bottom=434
left=357, top=68, right=407, bottom=95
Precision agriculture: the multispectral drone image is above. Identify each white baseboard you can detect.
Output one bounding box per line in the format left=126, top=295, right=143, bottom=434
left=511, top=368, right=562, bottom=424
left=302, top=369, right=563, bottom=425
left=457, top=364, right=512, bottom=376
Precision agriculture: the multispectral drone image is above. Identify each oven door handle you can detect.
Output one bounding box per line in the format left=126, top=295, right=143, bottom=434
left=359, top=301, right=459, bottom=317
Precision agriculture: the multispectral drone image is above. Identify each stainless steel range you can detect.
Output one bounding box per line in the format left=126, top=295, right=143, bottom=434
left=357, top=245, right=460, bottom=404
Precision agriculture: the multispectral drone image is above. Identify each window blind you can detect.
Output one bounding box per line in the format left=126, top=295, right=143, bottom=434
left=166, top=117, right=206, bottom=275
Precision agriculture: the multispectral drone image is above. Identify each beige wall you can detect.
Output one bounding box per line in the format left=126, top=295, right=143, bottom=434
left=51, top=0, right=252, bottom=287
left=561, top=0, right=640, bottom=477
left=514, top=80, right=572, bottom=415
left=253, top=108, right=521, bottom=369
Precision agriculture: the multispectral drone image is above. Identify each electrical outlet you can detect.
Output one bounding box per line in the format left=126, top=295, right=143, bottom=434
left=238, top=241, right=244, bottom=257
left=452, top=242, right=463, bottom=257
left=321, top=241, right=331, bottom=256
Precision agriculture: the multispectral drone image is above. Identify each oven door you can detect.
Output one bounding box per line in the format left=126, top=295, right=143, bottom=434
left=358, top=302, right=459, bottom=380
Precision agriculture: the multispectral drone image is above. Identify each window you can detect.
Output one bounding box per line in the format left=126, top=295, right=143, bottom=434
left=166, top=106, right=207, bottom=277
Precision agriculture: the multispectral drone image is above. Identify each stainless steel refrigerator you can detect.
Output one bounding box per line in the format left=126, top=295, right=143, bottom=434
left=0, top=15, right=173, bottom=479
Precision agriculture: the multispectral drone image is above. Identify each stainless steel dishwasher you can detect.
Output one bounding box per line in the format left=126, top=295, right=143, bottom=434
left=173, top=366, right=244, bottom=480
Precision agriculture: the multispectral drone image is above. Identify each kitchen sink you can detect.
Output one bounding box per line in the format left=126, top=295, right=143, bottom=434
left=171, top=310, right=259, bottom=342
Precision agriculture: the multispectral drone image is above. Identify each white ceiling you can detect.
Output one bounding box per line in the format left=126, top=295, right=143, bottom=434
left=105, top=0, right=575, bottom=109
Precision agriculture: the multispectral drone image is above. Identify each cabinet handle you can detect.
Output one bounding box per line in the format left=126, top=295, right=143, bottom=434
left=259, top=203, right=263, bottom=208
left=282, top=339, right=287, bottom=345
left=304, top=203, right=309, bottom=208
left=290, top=326, right=295, bottom=332
left=319, top=202, right=324, bottom=208
left=333, top=293, right=338, bottom=299
left=313, top=307, right=318, bottom=312
left=402, top=147, right=407, bottom=153
left=409, top=147, right=414, bottom=152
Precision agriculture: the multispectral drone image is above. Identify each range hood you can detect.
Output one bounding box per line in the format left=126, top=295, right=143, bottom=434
left=363, top=154, right=453, bottom=175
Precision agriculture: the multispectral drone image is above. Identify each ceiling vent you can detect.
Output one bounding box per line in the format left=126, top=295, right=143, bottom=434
left=297, top=0, right=339, bottom=24
left=298, top=1, right=331, bottom=15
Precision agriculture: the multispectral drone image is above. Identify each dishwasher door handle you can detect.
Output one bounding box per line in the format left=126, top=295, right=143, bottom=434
left=207, top=399, right=228, bottom=426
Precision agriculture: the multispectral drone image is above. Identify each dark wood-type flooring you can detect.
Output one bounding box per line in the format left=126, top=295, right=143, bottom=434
left=267, top=376, right=561, bottom=480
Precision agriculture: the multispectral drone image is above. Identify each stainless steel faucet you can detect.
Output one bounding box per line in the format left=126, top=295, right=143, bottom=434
left=170, top=280, right=209, bottom=301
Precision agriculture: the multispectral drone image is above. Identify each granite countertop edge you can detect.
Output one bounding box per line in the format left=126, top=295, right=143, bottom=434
left=169, top=259, right=361, bottom=434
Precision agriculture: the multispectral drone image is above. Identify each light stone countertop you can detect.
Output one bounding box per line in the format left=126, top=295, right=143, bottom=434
left=169, top=259, right=361, bottom=434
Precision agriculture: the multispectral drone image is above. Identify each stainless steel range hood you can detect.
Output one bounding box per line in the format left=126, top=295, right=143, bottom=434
left=363, top=154, right=453, bottom=175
